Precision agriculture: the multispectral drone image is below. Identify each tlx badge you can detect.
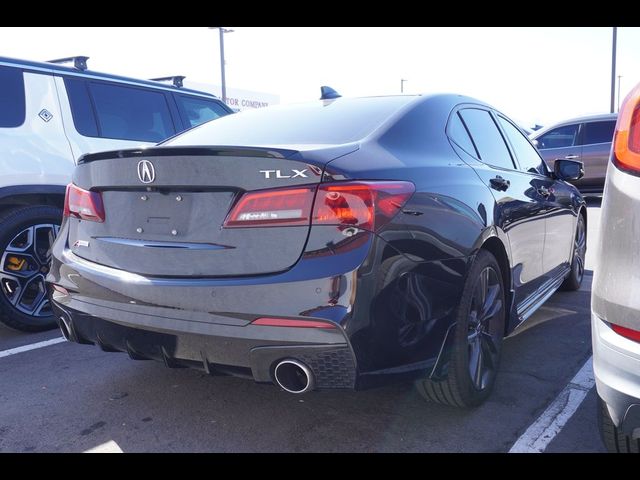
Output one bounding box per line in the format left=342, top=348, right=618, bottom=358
left=259, top=169, right=308, bottom=179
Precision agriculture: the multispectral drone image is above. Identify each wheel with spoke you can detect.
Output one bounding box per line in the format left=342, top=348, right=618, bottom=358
left=415, top=249, right=505, bottom=407
left=0, top=206, right=62, bottom=332
left=561, top=213, right=586, bottom=291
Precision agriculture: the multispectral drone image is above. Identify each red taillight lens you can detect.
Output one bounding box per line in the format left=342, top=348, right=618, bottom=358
left=313, top=181, right=415, bottom=231
left=224, top=186, right=315, bottom=228
left=251, top=317, right=336, bottom=329
left=63, top=183, right=105, bottom=222
left=224, top=181, right=414, bottom=231
left=611, top=323, right=640, bottom=343
left=613, top=81, right=640, bottom=172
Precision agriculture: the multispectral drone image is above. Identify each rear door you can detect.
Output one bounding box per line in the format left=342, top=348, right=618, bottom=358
left=579, top=119, right=616, bottom=188
left=455, top=107, right=547, bottom=306
left=534, top=123, right=582, bottom=173
left=496, top=114, right=575, bottom=278
left=56, top=77, right=179, bottom=161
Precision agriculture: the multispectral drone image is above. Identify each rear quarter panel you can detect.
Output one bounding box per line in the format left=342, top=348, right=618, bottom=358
left=324, top=98, right=505, bottom=375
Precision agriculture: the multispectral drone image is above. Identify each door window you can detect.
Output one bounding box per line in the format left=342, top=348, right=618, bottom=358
left=536, top=124, right=579, bottom=149
left=459, top=108, right=515, bottom=170
left=498, top=116, right=548, bottom=175
left=0, top=66, right=25, bottom=128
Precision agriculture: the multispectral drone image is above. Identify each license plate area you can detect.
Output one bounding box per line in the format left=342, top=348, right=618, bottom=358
left=99, top=190, right=235, bottom=241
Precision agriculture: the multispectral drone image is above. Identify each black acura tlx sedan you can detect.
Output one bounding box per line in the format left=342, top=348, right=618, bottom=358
left=46, top=93, right=586, bottom=407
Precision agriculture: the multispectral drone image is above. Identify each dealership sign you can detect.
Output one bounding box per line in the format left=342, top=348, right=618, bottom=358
left=185, top=81, right=279, bottom=112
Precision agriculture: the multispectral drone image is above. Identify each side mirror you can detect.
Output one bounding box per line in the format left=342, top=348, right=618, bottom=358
left=554, top=159, right=584, bottom=181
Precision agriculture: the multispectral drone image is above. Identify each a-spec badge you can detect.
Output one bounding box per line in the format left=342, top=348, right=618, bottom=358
left=137, top=160, right=156, bottom=184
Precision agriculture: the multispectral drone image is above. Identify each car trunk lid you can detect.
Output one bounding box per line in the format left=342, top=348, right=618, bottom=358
left=68, top=145, right=356, bottom=277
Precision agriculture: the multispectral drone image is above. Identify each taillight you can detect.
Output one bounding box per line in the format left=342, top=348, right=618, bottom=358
left=611, top=323, right=640, bottom=343
left=224, top=186, right=315, bottom=227
left=313, top=181, right=415, bottom=231
left=223, top=181, right=414, bottom=232
left=63, top=183, right=105, bottom=222
left=613, top=81, right=640, bottom=173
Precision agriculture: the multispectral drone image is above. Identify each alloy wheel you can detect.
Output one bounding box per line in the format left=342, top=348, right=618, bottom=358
left=573, top=216, right=586, bottom=284
left=0, top=224, right=59, bottom=318
left=467, top=266, right=503, bottom=391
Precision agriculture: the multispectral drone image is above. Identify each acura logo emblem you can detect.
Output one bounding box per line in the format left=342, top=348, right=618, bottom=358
left=137, top=160, right=155, bottom=184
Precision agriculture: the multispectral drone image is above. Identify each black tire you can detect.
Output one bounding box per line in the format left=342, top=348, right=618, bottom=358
left=598, top=395, right=640, bottom=453
left=0, top=205, right=62, bottom=332
left=561, top=213, right=586, bottom=291
left=415, top=249, right=505, bottom=408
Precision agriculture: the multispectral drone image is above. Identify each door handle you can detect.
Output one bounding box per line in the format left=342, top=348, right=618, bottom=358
left=537, top=186, right=551, bottom=198
left=564, top=154, right=579, bottom=160
left=489, top=176, right=510, bottom=192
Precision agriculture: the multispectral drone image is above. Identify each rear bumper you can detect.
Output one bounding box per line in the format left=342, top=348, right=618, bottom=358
left=52, top=302, right=356, bottom=389
left=592, top=163, right=640, bottom=436
left=48, top=242, right=361, bottom=389
left=592, top=313, right=640, bottom=437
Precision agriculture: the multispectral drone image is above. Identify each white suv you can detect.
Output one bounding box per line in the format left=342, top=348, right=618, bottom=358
left=592, top=81, right=640, bottom=452
left=0, top=56, right=232, bottom=331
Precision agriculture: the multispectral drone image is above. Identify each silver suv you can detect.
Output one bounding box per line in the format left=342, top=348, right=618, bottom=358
left=592, top=84, right=640, bottom=452
left=531, top=113, right=616, bottom=193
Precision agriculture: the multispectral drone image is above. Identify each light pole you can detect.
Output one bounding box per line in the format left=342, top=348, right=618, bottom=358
left=209, top=27, right=234, bottom=105
left=617, top=75, right=623, bottom=112
left=610, top=27, right=617, bottom=114
left=401, top=79, right=408, bottom=94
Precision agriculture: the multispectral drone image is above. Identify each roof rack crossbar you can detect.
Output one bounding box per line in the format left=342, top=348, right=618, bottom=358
left=47, top=56, right=89, bottom=71
left=150, top=76, right=186, bottom=88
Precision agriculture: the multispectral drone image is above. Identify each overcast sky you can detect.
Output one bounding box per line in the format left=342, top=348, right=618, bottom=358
left=1, top=27, right=638, bottom=127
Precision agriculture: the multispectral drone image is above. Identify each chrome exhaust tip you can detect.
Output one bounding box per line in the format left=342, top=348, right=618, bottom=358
left=273, top=359, right=315, bottom=394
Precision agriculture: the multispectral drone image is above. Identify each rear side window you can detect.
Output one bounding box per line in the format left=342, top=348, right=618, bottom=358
left=176, top=95, right=228, bottom=128
left=89, top=82, right=175, bottom=143
left=537, top=124, right=579, bottom=149
left=448, top=113, right=478, bottom=157
left=459, top=108, right=515, bottom=170
left=582, top=120, right=615, bottom=145
left=0, top=66, right=26, bottom=128
left=498, top=116, right=547, bottom=175
left=65, top=78, right=99, bottom=137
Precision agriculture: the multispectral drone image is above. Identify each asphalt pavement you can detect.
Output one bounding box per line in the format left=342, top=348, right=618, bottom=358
left=0, top=198, right=605, bottom=452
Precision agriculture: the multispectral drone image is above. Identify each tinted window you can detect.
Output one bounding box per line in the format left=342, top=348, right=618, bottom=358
left=459, top=109, right=514, bottom=170
left=0, top=66, right=25, bottom=128
left=498, top=116, right=547, bottom=175
left=65, top=78, right=99, bottom=137
left=165, top=96, right=415, bottom=146
left=176, top=95, right=228, bottom=128
left=448, top=112, right=478, bottom=157
left=583, top=120, right=615, bottom=145
left=89, top=82, right=175, bottom=142
left=537, top=124, right=579, bottom=149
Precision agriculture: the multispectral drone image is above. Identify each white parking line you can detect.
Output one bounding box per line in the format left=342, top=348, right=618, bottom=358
left=84, top=440, right=123, bottom=453
left=0, top=337, right=66, bottom=359
left=508, top=356, right=595, bottom=453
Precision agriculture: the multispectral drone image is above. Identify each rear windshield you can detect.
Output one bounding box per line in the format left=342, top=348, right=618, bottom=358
left=164, top=96, right=416, bottom=146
